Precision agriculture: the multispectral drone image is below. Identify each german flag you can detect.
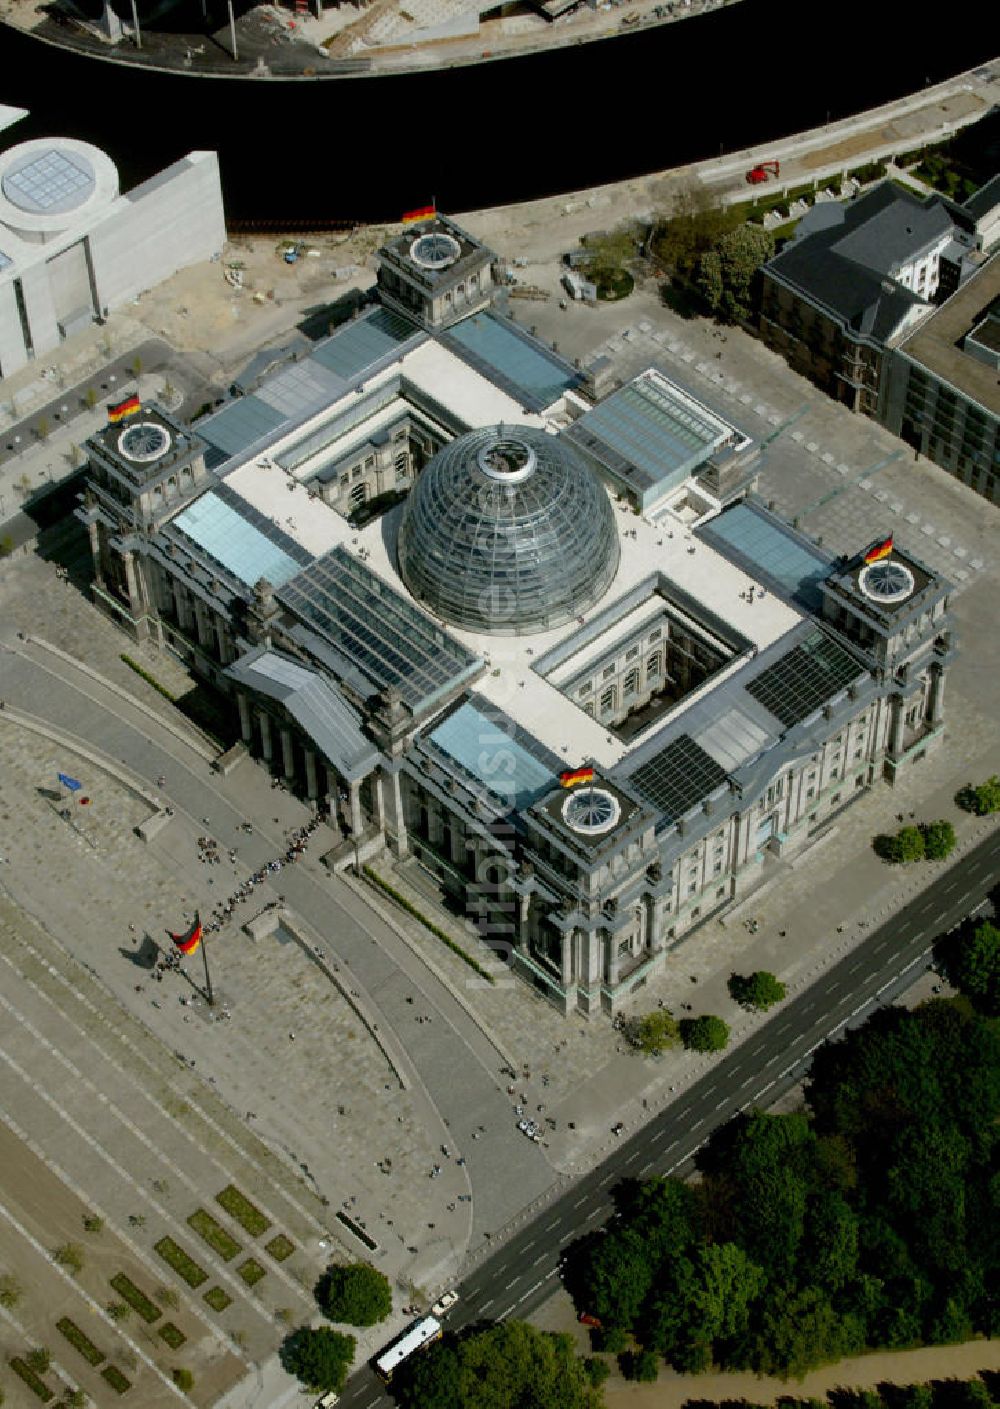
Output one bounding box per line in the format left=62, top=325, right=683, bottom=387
left=864, top=535, right=894, bottom=564
left=168, top=913, right=202, bottom=956
left=402, top=204, right=436, bottom=225
left=108, top=394, right=141, bottom=424
left=560, top=766, right=595, bottom=788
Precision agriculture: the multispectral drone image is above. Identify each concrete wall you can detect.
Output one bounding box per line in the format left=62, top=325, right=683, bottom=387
left=0, top=281, right=27, bottom=377
left=87, top=151, right=225, bottom=313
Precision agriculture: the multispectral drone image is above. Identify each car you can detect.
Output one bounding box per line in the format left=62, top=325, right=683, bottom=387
left=432, top=1290, right=459, bottom=1317
left=314, top=1393, right=339, bottom=1408
left=611, top=1122, right=625, bottom=1136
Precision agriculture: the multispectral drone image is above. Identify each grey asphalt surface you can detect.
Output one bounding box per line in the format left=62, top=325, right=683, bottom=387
left=336, top=827, right=1000, bottom=1408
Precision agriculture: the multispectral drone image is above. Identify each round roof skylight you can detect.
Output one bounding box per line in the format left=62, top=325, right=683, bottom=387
left=858, top=560, right=915, bottom=605
left=562, top=787, right=621, bottom=836
left=118, top=422, right=171, bottom=463
left=409, top=232, right=461, bottom=269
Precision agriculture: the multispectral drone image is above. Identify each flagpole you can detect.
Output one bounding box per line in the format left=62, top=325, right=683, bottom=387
left=200, top=928, right=214, bottom=1008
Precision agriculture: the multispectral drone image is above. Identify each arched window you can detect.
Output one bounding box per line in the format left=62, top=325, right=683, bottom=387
left=599, top=685, right=616, bottom=715
left=623, top=668, right=640, bottom=698
left=350, top=482, right=367, bottom=506
left=646, top=652, right=662, bottom=680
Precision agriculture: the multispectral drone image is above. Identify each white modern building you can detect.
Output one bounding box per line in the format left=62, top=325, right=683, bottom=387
left=0, top=137, right=225, bottom=379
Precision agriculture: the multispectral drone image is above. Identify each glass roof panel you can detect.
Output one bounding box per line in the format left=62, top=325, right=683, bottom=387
left=311, top=306, right=420, bottom=380
left=698, top=503, right=833, bottom=611
left=429, top=700, right=557, bottom=810
left=195, top=396, right=287, bottom=461
left=279, top=546, right=480, bottom=710
left=172, top=489, right=307, bottom=588
left=442, top=312, right=581, bottom=410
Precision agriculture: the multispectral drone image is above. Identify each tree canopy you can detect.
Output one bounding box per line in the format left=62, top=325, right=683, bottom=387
left=681, top=1014, right=730, bottom=1052
left=630, top=1010, right=681, bottom=1053
left=392, top=1321, right=604, bottom=1409
left=957, top=776, right=1000, bottom=815
left=316, top=1262, right=392, bottom=1326
left=936, top=920, right=1000, bottom=1015
left=694, top=224, right=775, bottom=323
left=567, top=1000, right=1000, bottom=1378
left=728, top=971, right=787, bottom=1011
left=279, top=1327, right=355, bottom=1391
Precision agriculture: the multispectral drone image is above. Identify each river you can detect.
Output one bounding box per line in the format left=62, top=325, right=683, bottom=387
left=0, top=0, right=996, bottom=221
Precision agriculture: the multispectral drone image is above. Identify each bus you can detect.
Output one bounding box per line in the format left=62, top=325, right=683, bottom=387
left=374, top=1316, right=442, bottom=1381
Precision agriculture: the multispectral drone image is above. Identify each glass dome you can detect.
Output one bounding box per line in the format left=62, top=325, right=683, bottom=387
left=397, top=424, right=620, bottom=636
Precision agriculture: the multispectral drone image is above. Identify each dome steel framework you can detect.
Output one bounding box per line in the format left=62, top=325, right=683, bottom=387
left=397, top=424, right=620, bottom=636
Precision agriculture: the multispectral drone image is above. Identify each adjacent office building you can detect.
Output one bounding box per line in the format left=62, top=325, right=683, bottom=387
left=760, top=179, right=1000, bottom=501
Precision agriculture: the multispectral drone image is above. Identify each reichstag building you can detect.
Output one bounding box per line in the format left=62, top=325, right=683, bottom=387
left=79, top=215, right=955, bottom=1017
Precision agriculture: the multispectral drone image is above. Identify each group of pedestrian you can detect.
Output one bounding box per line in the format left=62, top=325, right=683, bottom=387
left=200, top=816, right=322, bottom=935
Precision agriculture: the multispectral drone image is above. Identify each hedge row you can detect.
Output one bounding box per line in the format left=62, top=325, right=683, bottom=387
left=362, top=866, right=496, bottom=984
left=154, top=1236, right=209, bottom=1288
left=56, top=1317, right=104, bottom=1367
left=110, top=1272, right=161, bottom=1324
left=188, top=1209, right=242, bottom=1262
left=216, top=1185, right=271, bottom=1238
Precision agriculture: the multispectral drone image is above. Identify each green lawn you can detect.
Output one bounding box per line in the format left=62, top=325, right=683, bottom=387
left=264, top=1234, right=295, bottom=1262
left=188, top=1208, right=242, bottom=1262
left=215, top=1185, right=271, bottom=1238
left=101, top=1365, right=132, bottom=1394
left=158, top=1322, right=187, bottom=1350
left=9, top=1358, right=54, bottom=1401
left=203, top=1286, right=233, bottom=1313
left=154, top=1237, right=209, bottom=1289
left=238, top=1258, right=266, bottom=1287
left=56, top=1317, right=104, bottom=1367
left=110, top=1272, right=161, bottom=1324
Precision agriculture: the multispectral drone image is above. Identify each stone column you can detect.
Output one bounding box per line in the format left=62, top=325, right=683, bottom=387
left=889, top=694, right=905, bottom=756
left=281, top=727, right=295, bottom=782
left=929, top=664, right=946, bottom=726
left=349, top=779, right=363, bottom=837
left=259, top=710, right=273, bottom=764
left=382, top=768, right=409, bottom=856
left=561, top=930, right=574, bottom=988
left=304, top=749, right=318, bottom=801
left=237, top=692, right=252, bottom=745
left=88, top=520, right=104, bottom=586
left=123, top=550, right=141, bottom=614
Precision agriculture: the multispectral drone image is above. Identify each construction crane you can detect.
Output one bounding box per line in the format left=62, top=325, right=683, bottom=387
left=746, top=160, right=780, bottom=185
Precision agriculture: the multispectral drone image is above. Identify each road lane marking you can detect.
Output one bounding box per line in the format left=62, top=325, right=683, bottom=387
left=505, top=1278, right=518, bottom=1291
left=544, top=1220, right=560, bottom=1232
left=640, top=1161, right=654, bottom=1174
left=573, top=1195, right=588, bottom=1209
left=585, top=1207, right=602, bottom=1222
left=480, top=1299, right=494, bottom=1313
left=498, top=1304, right=516, bottom=1319
left=522, top=1240, right=534, bottom=1253
left=715, top=1097, right=728, bottom=1110
left=532, top=1253, right=547, bottom=1267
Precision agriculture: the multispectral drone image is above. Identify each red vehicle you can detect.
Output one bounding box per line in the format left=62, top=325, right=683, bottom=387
left=578, top=1312, right=603, bottom=1329
left=746, top=160, right=780, bottom=185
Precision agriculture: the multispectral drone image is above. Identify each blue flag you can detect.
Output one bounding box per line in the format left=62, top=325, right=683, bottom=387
left=57, top=773, right=82, bottom=792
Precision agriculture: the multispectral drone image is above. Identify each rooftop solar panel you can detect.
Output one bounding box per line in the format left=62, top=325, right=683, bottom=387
left=628, top=734, right=729, bottom=823
left=745, top=629, right=862, bottom=727
left=279, top=547, right=480, bottom=711
left=311, top=307, right=420, bottom=381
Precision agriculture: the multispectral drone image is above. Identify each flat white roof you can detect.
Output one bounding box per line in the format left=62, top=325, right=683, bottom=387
left=214, top=344, right=802, bottom=772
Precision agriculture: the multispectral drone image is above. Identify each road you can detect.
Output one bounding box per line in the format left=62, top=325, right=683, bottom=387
left=338, top=826, right=1000, bottom=1408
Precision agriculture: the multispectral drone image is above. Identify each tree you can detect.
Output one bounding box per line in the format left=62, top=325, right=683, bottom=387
left=0, top=1274, right=22, bottom=1308
left=172, top=1368, right=194, bottom=1392
left=83, top=387, right=97, bottom=410
left=581, top=226, right=637, bottom=299
left=582, top=1356, right=610, bottom=1387
left=650, top=186, right=729, bottom=277
left=875, top=825, right=926, bottom=863
left=681, top=1015, right=730, bottom=1052
left=922, top=819, right=956, bottom=860
left=697, top=224, right=775, bottom=323
left=957, top=777, right=1000, bottom=815
left=941, top=921, right=1000, bottom=1014
left=280, top=1327, right=355, bottom=1393
left=620, top=1347, right=659, bottom=1381
left=316, top=1262, right=392, bottom=1326
left=65, top=1390, right=87, bottom=1408
left=25, top=1348, right=51, bottom=1374
left=158, top=1285, right=180, bottom=1310
left=728, top=971, right=787, bottom=1011
left=82, top=1214, right=104, bottom=1234
left=35, top=415, right=49, bottom=441
left=53, top=1244, right=84, bottom=1275
left=107, top=1301, right=131, bottom=1322
left=631, top=1010, right=680, bottom=1053
left=393, top=1321, right=603, bottom=1409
